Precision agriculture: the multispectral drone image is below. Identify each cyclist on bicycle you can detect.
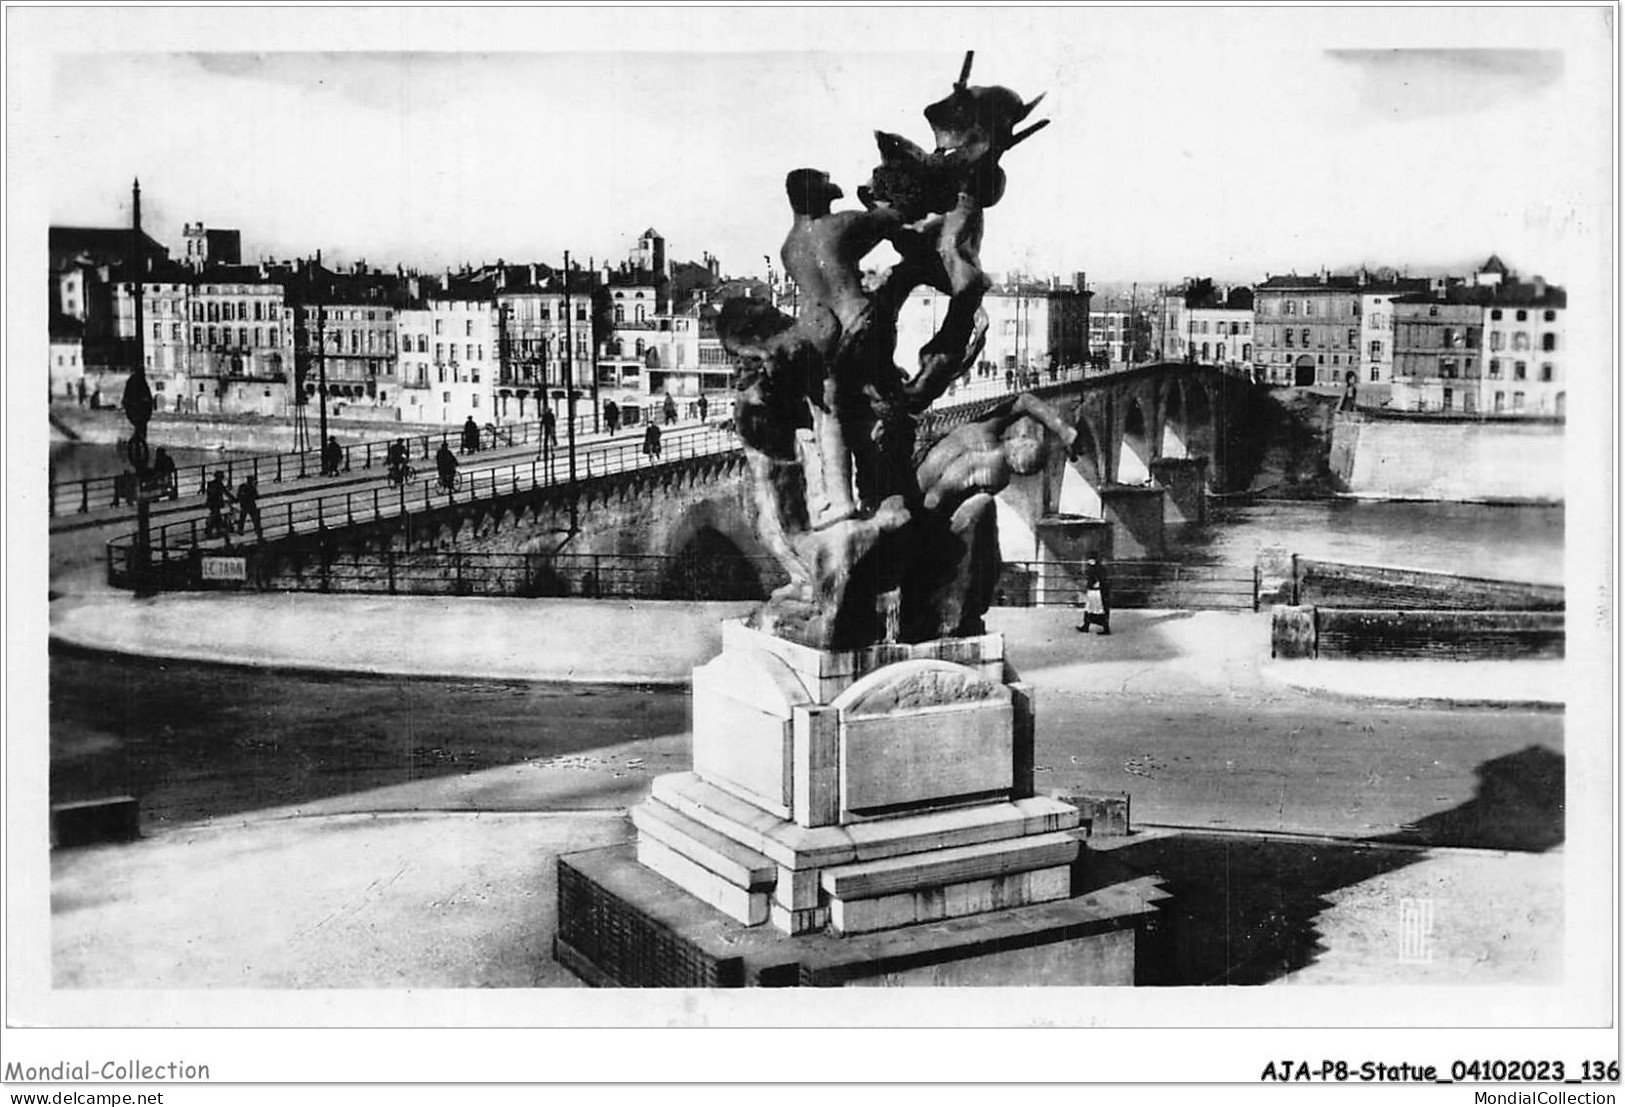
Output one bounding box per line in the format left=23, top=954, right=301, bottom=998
left=387, top=438, right=411, bottom=485
left=435, top=442, right=459, bottom=492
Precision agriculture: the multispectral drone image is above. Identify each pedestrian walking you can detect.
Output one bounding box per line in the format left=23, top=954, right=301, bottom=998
left=662, top=393, right=678, bottom=426
left=696, top=393, right=709, bottom=421
left=1004, top=369, right=1015, bottom=392
left=541, top=406, right=557, bottom=451
left=643, top=422, right=662, bottom=459
left=461, top=416, right=481, bottom=454
left=152, top=447, right=178, bottom=500
left=322, top=435, right=343, bottom=477
left=436, top=442, right=459, bottom=492
left=604, top=400, right=620, bottom=435
left=204, top=472, right=234, bottom=538
left=76, top=379, right=87, bottom=407
left=236, top=475, right=263, bottom=539
left=1075, top=552, right=1112, bottom=635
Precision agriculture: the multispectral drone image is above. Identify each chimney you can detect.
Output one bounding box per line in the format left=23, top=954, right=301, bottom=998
left=315, top=248, right=322, bottom=266
left=528, top=263, right=538, bottom=287
left=1532, top=275, right=1547, bottom=298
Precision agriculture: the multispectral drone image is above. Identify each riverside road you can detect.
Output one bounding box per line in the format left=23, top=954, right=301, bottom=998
left=51, top=640, right=1561, bottom=848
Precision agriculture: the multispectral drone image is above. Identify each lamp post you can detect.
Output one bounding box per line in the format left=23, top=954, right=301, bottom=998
left=122, top=178, right=156, bottom=594
left=563, top=251, right=579, bottom=534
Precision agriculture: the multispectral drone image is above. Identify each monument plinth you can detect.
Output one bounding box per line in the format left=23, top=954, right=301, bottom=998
left=553, top=54, right=1165, bottom=987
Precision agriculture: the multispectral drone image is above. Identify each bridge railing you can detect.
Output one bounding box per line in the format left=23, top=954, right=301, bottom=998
left=53, top=401, right=738, bottom=518
left=995, top=559, right=1259, bottom=611
left=105, top=420, right=746, bottom=585
left=104, top=376, right=1116, bottom=590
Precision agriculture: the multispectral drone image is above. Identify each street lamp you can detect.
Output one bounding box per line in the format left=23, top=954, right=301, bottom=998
left=121, top=178, right=157, bottom=594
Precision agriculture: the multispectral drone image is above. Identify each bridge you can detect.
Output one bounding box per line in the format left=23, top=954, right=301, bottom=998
left=104, top=363, right=1266, bottom=603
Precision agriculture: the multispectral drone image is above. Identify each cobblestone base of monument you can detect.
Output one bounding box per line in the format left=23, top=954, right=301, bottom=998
left=554, top=841, right=1169, bottom=987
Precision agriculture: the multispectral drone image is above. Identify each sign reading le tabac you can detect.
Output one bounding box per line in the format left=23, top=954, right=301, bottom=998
left=200, top=556, right=247, bottom=582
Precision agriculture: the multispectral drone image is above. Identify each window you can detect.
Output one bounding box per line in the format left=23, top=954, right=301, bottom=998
left=193, top=326, right=203, bottom=345
left=1489, top=358, right=1501, bottom=378
left=1515, top=310, right=1527, bottom=322
left=477, top=345, right=483, bottom=361
left=472, top=395, right=480, bottom=409
left=418, top=335, right=428, bottom=353
left=171, top=323, right=181, bottom=341
left=254, top=327, right=263, bottom=347
left=208, top=302, right=219, bottom=322
left=1490, top=332, right=1504, bottom=351
left=443, top=391, right=451, bottom=404
left=207, top=326, right=217, bottom=345
left=1514, top=361, right=1527, bottom=380
left=1543, top=310, right=1556, bottom=322
left=1283, top=300, right=1295, bottom=316
left=1284, top=329, right=1294, bottom=348
left=1370, top=366, right=1380, bottom=381
left=1540, top=363, right=1553, bottom=382
left=435, top=343, right=444, bottom=362
left=269, top=328, right=278, bottom=347
left=1440, top=359, right=1456, bottom=379
left=239, top=301, right=249, bottom=320
left=1199, top=320, right=1209, bottom=334
left=1304, top=300, right=1315, bottom=316
left=1494, top=391, right=1505, bottom=413
left=1512, top=333, right=1530, bottom=351
left=1301, top=328, right=1310, bottom=347
left=253, top=302, right=263, bottom=321
left=1512, top=391, right=1525, bottom=411
left=1491, top=309, right=1503, bottom=321
left=1442, top=388, right=1453, bottom=411
left=1347, top=328, right=1358, bottom=349
left=466, top=344, right=475, bottom=360
left=1217, top=343, right=1226, bottom=362
left=1201, top=342, right=1210, bottom=360
left=1369, top=340, right=1383, bottom=359
left=434, top=320, right=443, bottom=335
left=465, top=320, right=473, bottom=337
left=152, top=322, right=162, bottom=340
left=614, top=305, right=625, bottom=323
left=1541, top=333, right=1556, bottom=351
left=1242, top=343, right=1251, bottom=361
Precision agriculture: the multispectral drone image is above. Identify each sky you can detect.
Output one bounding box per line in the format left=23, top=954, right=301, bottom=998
left=17, top=7, right=1616, bottom=288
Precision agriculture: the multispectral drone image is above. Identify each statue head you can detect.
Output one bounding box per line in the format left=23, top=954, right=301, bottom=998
left=785, top=168, right=844, bottom=215
left=1003, top=419, right=1046, bottom=476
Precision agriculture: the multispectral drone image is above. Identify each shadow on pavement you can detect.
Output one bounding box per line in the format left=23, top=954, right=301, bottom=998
left=49, top=644, right=688, bottom=830
left=1372, top=745, right=1564, bottom=853
left=1094, top=745, right=1565, bottom=985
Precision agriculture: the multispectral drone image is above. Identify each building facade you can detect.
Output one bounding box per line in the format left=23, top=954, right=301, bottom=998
left=185, top=267, right=291, bottom=416
left=1252, top=273, right=1366, bottom=386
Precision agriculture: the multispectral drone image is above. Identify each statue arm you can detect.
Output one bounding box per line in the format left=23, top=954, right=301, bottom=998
left=1010, top=392, right=1078, bottom=447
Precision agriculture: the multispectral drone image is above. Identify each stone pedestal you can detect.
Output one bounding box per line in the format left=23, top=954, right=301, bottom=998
left=555, top=621, right=1165, bottom=987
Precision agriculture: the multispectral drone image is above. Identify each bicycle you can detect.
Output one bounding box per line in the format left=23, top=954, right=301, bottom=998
left=437, top=470, right=463, bottom=494
left=388, top=462, right=417, bottom=487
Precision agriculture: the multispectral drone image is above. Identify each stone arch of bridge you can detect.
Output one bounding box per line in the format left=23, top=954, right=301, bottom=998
left=1056, top=411, right=1106, bottom=518
left=660, top=496, right=775, bottom=600
left=1116, top=392, right=1155, bottom=485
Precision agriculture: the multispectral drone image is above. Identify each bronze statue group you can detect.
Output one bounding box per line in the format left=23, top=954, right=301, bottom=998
left=716, top=54, right=1082, bottom=650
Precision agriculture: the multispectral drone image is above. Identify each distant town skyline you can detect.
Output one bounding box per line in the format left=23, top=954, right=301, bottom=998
left=24, top=7, right=1613, bottom=288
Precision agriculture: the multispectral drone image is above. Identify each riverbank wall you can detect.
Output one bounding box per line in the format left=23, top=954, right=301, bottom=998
left=50, top=405, right=436, bottom=453
left=1328, top=411, right=1564, bottom=504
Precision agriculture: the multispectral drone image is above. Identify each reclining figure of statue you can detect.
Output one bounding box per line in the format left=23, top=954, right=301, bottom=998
left=901, top=392, right=1078, bottom=641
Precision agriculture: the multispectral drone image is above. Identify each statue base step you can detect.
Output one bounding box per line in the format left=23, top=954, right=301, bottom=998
left=555, top=842, right=1168, bottom=987
left=636, top=772, right=1082, bottom=934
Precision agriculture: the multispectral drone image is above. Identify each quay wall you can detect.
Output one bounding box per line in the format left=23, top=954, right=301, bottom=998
left=1329, top=412, right=1564, bottom=504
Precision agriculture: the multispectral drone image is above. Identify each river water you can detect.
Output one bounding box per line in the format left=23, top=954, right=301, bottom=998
left=49, top=441, right=265, bottom=485
left=1170, top=498, right=1566, bottom=586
